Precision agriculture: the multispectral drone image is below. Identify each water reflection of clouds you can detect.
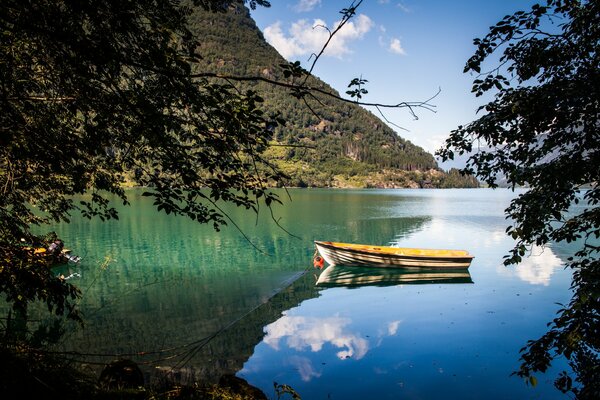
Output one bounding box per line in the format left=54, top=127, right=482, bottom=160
left=497, top=246, right=563, bottom=286
left=264, top=315, right=369, bottom=360
left=403, top=217, right=563, bottom=286
left=374, top=320, right=402, bottom=347
left=387, top=320, right=401, bottom=336
left=392, top=217, right=504, bottom=250
left=261, top=314, right=404, bottom=382
left=484, top=228, right=509, bottom=247
left=288, top=355, right=322, bottom=382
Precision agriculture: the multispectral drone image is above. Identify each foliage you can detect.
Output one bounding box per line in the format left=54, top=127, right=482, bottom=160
left=0, top=0, right=285, bottom=322
left=0, top=246, right=81, bottom=323
left=438, top=0, right=599, bottom=397
left=435, top=168, right=479, bottom=189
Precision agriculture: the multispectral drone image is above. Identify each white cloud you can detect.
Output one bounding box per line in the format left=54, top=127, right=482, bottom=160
left=263, top=21, right=304, bottom=59
left=426, top=134, right=449, bottom=155
left=264, top=315, right=369, bottom=360
left=263, top=14, right=374, bottom=60
left=294, top=0, right=321, bottom=12
left=397, top=2, right=411, bottom=13
left=389, top=37, right=406, bottom=55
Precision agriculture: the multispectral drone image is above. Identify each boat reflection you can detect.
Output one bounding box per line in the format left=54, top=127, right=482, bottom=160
left=316, top=264, right=473, bottom=288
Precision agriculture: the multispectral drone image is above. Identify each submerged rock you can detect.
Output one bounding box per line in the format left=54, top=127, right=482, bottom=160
left=99, top=359, right=144, bottom=389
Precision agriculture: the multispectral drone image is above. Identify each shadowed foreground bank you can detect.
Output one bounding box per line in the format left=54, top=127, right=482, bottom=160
left=0, top=346, right=271, bottom=400
left=0, top=270, right=319, bottom=399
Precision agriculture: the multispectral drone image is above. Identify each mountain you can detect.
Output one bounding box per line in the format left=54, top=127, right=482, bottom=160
left=186, top=4, right=478, bottom=188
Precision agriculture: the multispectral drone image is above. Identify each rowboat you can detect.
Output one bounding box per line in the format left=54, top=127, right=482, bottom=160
left=316, top=265, right=473, bottom=288
left=314, top=241, right=474, bottom=269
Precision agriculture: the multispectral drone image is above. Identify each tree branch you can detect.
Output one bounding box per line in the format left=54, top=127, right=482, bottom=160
left=190, top=71, right=439, bottom=112
left=304, top=0, right=363, bottom=80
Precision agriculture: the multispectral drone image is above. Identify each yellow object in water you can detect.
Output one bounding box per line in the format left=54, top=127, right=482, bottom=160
left=314, top=241, right=474, bottom=269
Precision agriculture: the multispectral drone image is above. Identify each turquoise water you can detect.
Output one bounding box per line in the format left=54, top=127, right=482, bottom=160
left=46, top=188, right=571, bottom=399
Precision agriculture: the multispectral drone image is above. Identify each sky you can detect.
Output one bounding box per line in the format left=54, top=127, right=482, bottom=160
left=250, top=0, right=537, bottom=164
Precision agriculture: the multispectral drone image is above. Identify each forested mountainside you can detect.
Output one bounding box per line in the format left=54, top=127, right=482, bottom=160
left=187, top=5, right=477, bottom=188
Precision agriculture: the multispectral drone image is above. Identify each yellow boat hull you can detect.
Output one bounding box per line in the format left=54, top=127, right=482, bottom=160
left=314, top=241, right=474, bottom=269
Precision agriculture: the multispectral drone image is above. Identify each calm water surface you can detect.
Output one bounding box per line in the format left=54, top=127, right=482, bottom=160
left=46, top=189, right=572, bottom=399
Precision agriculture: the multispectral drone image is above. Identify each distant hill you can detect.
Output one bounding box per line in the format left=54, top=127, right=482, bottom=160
left=187, top=5, right=478, bottom=188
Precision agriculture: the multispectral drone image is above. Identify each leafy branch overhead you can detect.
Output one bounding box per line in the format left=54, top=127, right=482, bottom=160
left=438, top=1, right=599, bottom=397
left=1, top=0, right=289, bottom=321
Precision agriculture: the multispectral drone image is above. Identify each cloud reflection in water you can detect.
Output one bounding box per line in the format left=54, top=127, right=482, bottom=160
left=287, top=355, right=322, bottom=382
left=497, top=245, right=563, bottom=286
left=264, top=315, right=368, bottom=360
left=387, top=320, right=401, bottom=336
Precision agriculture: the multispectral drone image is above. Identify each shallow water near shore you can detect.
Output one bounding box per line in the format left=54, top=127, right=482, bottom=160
left=43, top=188, right=572, bottom=398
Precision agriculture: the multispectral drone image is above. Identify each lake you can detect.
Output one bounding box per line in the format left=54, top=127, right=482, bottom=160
left=46, top=188, right=572, bottom=399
